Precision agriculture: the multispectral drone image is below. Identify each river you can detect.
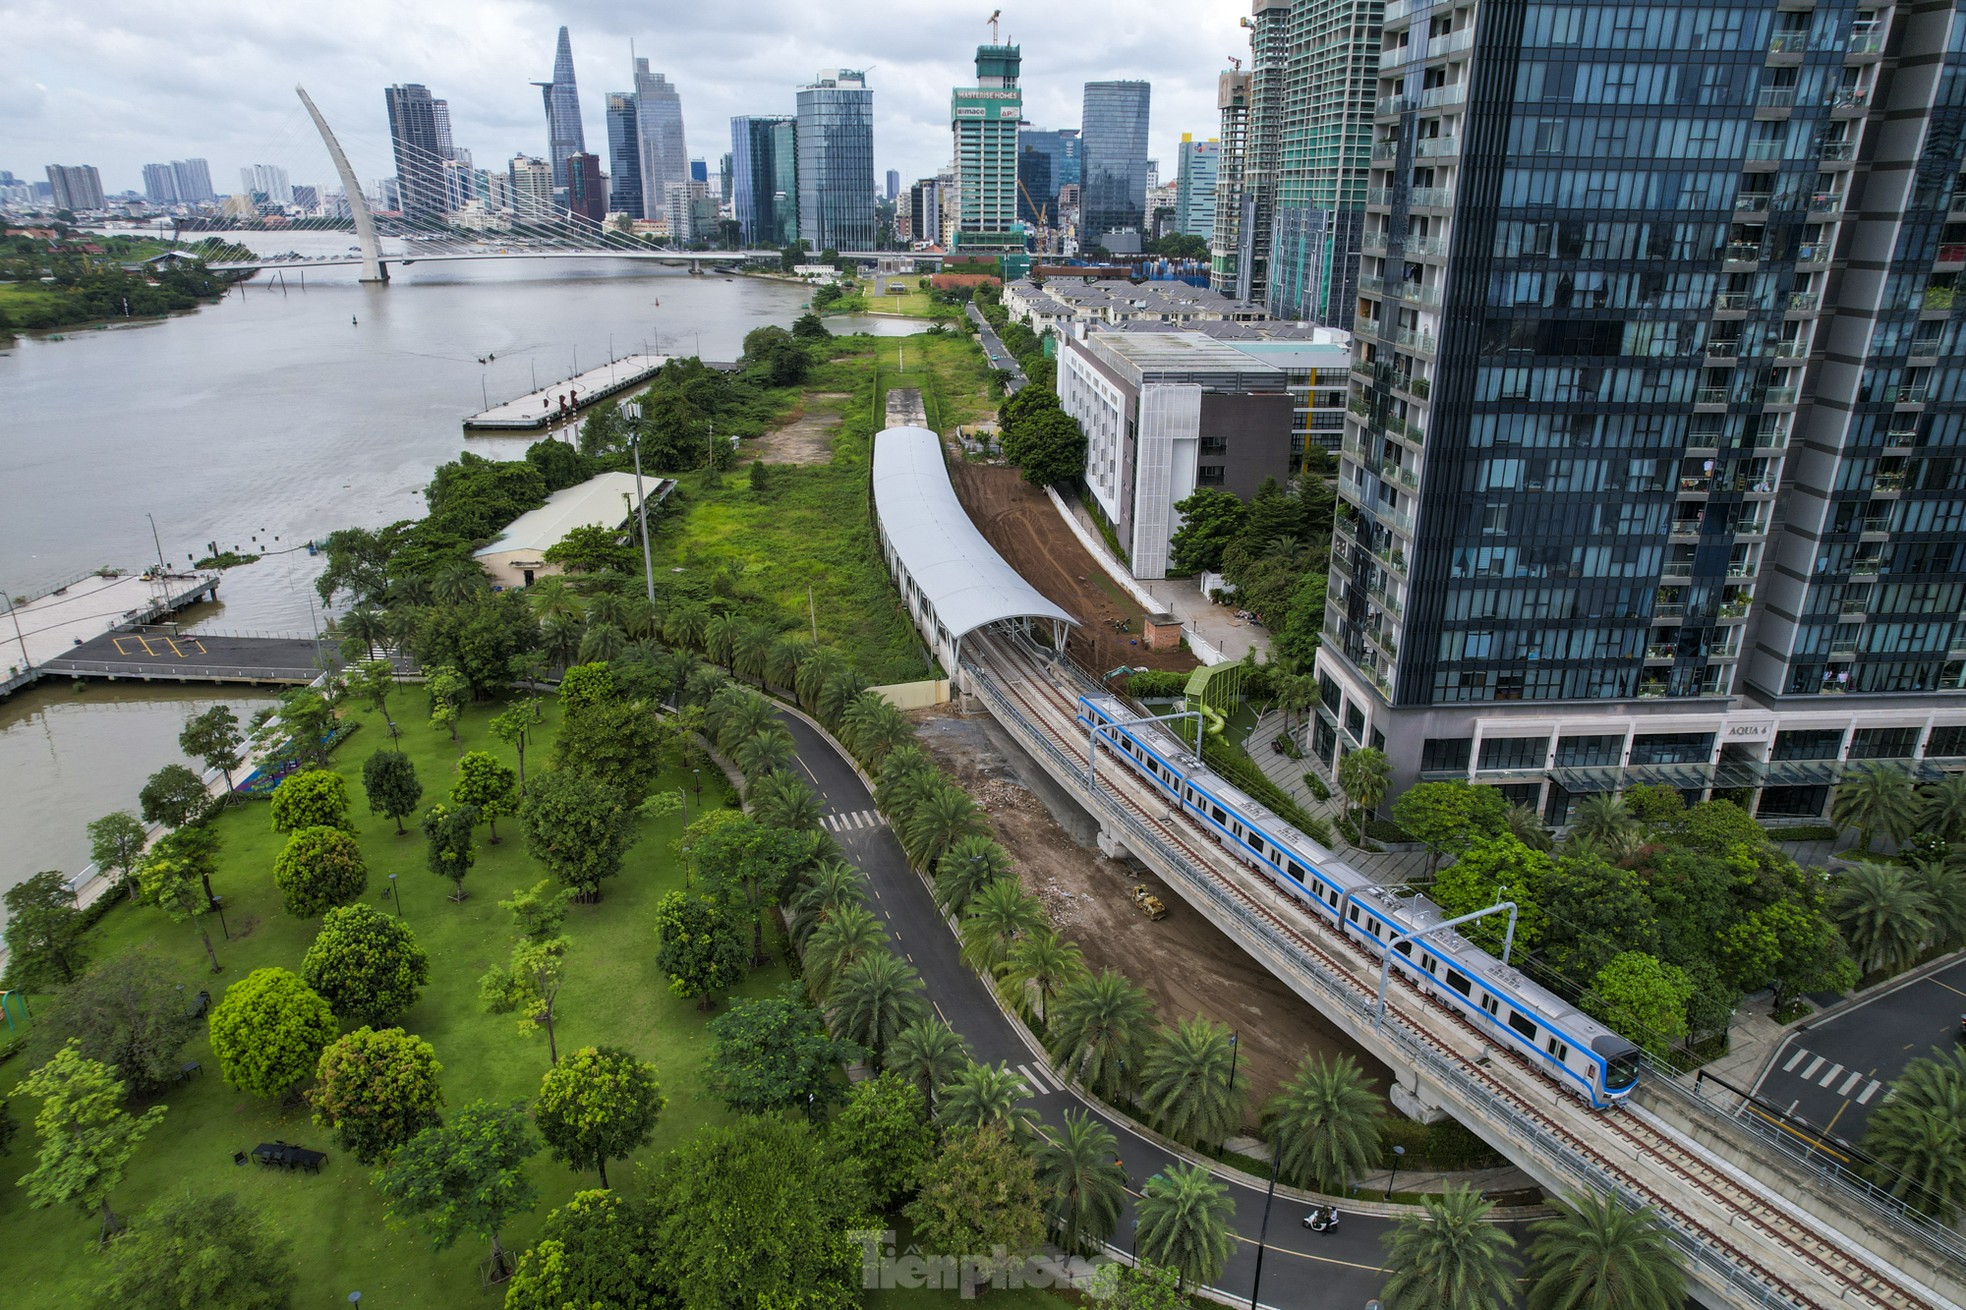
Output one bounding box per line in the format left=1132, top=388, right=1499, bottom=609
left=0, top=234, right=825, bottom=901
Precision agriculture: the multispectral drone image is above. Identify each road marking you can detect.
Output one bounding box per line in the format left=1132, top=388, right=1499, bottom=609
left=1856, top=1080, right=1883, bottom=1105
left=1818, top=1062, right=1844, bottom=1088
left=1837, top=1070, right=1865, bottom=1096
left=1782, top=1049, right=1808, bottom=1073
left=1936, top=978, right=1966, bottom=999
left=1801, top=1056, right=1826, bottom=1080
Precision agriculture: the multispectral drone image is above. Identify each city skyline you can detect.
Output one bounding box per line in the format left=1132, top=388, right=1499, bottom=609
left=3, top=1, right=1243, bottom=194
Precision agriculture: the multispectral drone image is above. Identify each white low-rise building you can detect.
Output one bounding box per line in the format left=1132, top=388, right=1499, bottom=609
left=472, top=472, right=670, bottom=590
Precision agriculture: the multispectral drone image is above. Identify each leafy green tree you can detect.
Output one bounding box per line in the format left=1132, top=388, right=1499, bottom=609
left=490, top=705, right=534, bottom=794
left=86, top=810, right=149, bottom=903
left=749, top=770, right=822, bottom=831
left=1379, top=1185, right=1518, bottom=1310
left=840, top=691, right=914, bottom=769
left=451, top=749, right=518, bottom=843
left=1004, top=405, right=1088, bottom=488
left=1083, top=1262, right=1189, bottom=1310
left=788, top=859, right=867, bottom=945
left=309, top=1026, right=445, bottom=1165
left=542, top=523, right=636, bottom=575
left=179, top=705, right=244, bottom=792
left=958, top=878, right=1048, bottom=973
left=28, top=949, right=196, bottom=1098
left=1168, top=487, right=1250, bottom=574
left=1829, top=860, right=1936, bottom=977
left=832, top=1072, right=934, bottom=1209
left=555, top=698, right=664, bottom=801
left=1620, top=784, right=1685, bottom=825
left=1569, top=794, right=1643, bottom=855
left=12, top=1043, right=167, bottom=1241
left=1430, top=833, right=1553, bottom=960
left=426, top=664, right=469, bottom=751
left=139, top=763, right=209, bottom=830
left=100, top=1189, right=299, bottom=1310
left=1832, top=762, right=1919, bottom=853
left=692, top=811, right=804, bottom=964
left=1916, top=854, right=1966, bottom=952
left=269, top=768, right=352, bottom=834
left=362, top=749, right=423, bottom=835
left=1588, top=952, right=1694, bottom=1059
left=1339, top=746, right=1392, bottom=833
left=933, top=834, right=1012, bottom=917
left=652, top=891, right=748, bottom=1010
left=270, top=688, right=336, bottom=768
left=900, top=785, right=986, bottom=870
left=534, top=1045, right=665, bottom=1189
left=302, top=902, right=430, bottom=1026
left=1265, top=1052, right=1382, bottom=1193
left=1539, top=853, right=1660, bottom=984
left=1, top=871, right=87, bottom=990
left=136, top=834, right=223, bottom=973
left=888, top=1017, right=971, bottom=1113
left=374, top=1099, right=541, bottom=1280
left=1860, top=1045, right=1966, bottom=1221
left=1134, top=1163, right=1235, bottom=1291
left=504, top=1189, right=659, bottom=1310
left=906, top=1125, right=1048, bottom=1295
left=271, top=824, right=368, bottom=918
left=1138, top=1016, right=1248, bottom=1150
left=1920, top=772, right=1966, bottom=844
left=1034, top=1110, right=1127, bottom=1254
left=1718, top=898, right=1858, bottom=1013
left=421, top=801, right=478, bottom=900
left=207, top=967, right=338, bottom=1101
left=481, top=935, right=571, bottom=1066
left=520, top=770, right=639, bottom=902
left=1525, top=1193, right=1686, bottom=1310
left=706, top=988, right=856, bottom=1118
left=938, top=1061, right=1040, bottom=1139
left=354, top=659, right=400, bottom=738
left=830, top=951, right=928, bottom=1068
left=1392, top=780, right=1509, bottom=878
left=1047, top=969, right=1156, bottom=1099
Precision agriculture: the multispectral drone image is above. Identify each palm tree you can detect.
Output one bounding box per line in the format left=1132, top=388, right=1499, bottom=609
left=1568, top=794, right=1639, bottom=850
left=750, top=771, right=821, bottom=831
left=888, top=1018, right=971, bottom=1112
left=682, top=663, right=729, bottom=707
left=766, top=636, right=814, bottom=691
left=1264, top=1053, right=1382, bottom=1193
left=541, top=612, right=583, bottom=670
left=901, top=787, right=986, bottom=870
left=733, top=621, right=776, bottom=685
left=617, top=595, right=658, bottom=643
left=1860, top=1046, right=1966, bottom=1221
left=816, top=668, right=865, bottom=729
left=703, top=612, right=740, bottom=671
left=1379, top=1186, right=1518, bottom=1310
left=711, top=691, right=775, bottom=755
left=841, top=692, right=914, bottom=770
left=525, top=577, right=582, bottom=623
left=337, top=604, right=388, bottom=660
left=939, top=1062, right=1039, bottom=1139
left=874, top=745, right=940, bottom=814
left=829, top=950, right=927, bottom=1067
left=1134, top=1164, right=1235, bottom=1291
left=933, top=835, right=1012, bottom=918
left=586, top=591, right=631, bottom=631
left=794, top=647, right=849, bottom=714
left=998, top=931, right=1087, bottom=1028
left=1832, top=762, right=1919, bottom=853
left=788, top=859, right=866, bottom=943
left=1047, top=970, right=1155, bottom=1100
left=1525, top=1193, right=1686, bottom=1310
left=1918, top=854, right=1966, bottom=951
left=958, top=879, right=1048, bottom=973
left=430, top=558, right=487, bottom=605
left=577, top=622, right=628, bottom=665
left=384, top=604, right=427, bottom=657
left=1033, top=1112, right=1126, bottom=1254
left=1505, top=802, right=1554, bottom=851
left=1137, top=1016, right=1247, bottom=1151
left=1922, top=773, right=1966, bottom=844
left=661, top=603, right=709, bottom=651
left=1828, top=860, right=1935, bottom=977
left=803, top=903, right=889, bottom=1000
left=1338, top=746, right=1392, bottom=836
left=734, top=724, right=797, bottom=781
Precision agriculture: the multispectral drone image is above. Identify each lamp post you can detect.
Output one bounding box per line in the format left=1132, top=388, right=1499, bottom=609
left=210, top=893, right=230, bottom=941
left=389, top=873, right=403, bottom=923
left=1, top=589, right=30, bottom=673
left=1248, top=1146, right=1282, bottom=1310
left=621, top=401, right=657, bottom=603
left=1385, top=1144, right=1405, bottom=1201
left=679, top=784, right=690, bottom=826
left=693, top=767, right=701, bottom=797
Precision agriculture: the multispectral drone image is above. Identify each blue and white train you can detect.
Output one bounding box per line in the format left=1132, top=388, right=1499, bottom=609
left=1078, top=693, right=1643, bottom=1109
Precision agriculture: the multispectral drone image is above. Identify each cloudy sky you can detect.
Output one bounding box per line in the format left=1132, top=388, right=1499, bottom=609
left=8, top=0, right=1251, bottom=195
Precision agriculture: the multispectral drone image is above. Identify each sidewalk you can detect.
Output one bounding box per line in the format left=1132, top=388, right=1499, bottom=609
left=1222, top=1134, right=1540, bottom=1201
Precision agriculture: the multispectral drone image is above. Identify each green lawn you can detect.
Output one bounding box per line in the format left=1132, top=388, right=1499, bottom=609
left=859, top=290, right=960, bottom=320
left=0, top=694, right=791, bottom=1310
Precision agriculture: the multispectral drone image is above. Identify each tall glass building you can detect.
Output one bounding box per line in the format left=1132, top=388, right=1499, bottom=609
left=1017, top=129, right=1080, bottom=226
left=535, top=26, right=587, bottom=192
left=1317, top=0, right=1966, bottom=825
left=797, top=70, right=876, bottom=252
left=1175, top=136, right=1220, bottom=238
left=633, top=59, right=689, bottom=224
left=383, top=83, right=446, bottom=220
left=1081, top=81, right=1153, bottom=247
left=731, top=115, right=798, bottom=246
left=605, top=92, right=641, bottom=221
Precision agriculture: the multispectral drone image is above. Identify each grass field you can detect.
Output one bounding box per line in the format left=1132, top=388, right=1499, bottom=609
left=855, top=290, right=959, bottom=320
left=0, top=694, right=791, bottom=1310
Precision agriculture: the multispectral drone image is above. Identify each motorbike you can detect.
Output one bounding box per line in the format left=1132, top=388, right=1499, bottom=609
left=1302, top=1206, right=1340, bottom=1233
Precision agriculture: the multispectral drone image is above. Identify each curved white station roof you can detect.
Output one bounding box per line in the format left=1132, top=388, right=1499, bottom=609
left=872, top=426, right=1077, bottom=641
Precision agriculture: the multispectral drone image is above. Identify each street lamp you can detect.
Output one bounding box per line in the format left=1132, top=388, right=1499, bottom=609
left=389, top=873, right=404, bottom=923
left=0, top=589, right=30, bottom=674
left=1247, top=1145, right=1282, bottom=1310
left=679, top=784, right=689, bottom=826
left=210, top=894, right=230, bottom=941
left=1386, top=1144, right=1406, bottom=1201
left=693, top=767, right=701, bottom=796
left=621, top=401, right=658, bottom=603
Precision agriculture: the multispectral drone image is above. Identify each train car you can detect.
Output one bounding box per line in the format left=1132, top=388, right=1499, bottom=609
left=1078, top=692, right=1642, bottom=1109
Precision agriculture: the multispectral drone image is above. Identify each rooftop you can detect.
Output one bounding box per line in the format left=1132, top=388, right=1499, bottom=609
left=472, top=472, right=661, bottom=558
left=1082, top=330, right=1290, bottom=383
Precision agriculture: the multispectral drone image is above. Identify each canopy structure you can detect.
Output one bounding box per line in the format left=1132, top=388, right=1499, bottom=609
left=871, top=426, right=1077, bottom=679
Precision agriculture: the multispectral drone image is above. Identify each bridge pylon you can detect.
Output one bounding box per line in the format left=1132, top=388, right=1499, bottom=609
left=296, top=86, right=388, bottom=283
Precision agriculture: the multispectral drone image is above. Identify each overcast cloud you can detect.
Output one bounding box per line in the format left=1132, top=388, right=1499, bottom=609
left=7, top=0, right=1250, bottom=195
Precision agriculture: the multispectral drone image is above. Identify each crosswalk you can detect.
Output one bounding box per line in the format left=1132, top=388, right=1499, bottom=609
left=1779, top=1045, right=1886, bottom=1106
left=821, top=809, right=885, bottom=834
left=1014, top=1060, right=1066, bottom=1097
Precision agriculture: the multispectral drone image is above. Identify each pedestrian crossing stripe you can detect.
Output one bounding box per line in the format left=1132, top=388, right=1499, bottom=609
left=1776, top=1043, right=1882, bottom=1107
left=1015, top=1061, right=1064, bottom=1096
left=821, top=810, right=885, bottom=833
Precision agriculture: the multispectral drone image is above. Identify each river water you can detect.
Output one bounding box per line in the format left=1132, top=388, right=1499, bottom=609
left=0, top=235, right=818, bottom=898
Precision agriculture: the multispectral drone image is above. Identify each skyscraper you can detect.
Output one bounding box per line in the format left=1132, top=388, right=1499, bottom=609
left=796, top=70, right=876, bottom=252
left=1016, top=128, right=1080, bottom=226
left=507, top=155, right=554, bottom=221
left=431, top=99, right=458, bottom=161
left=633, top=59, right=689, bottom=224
left=566, top=153, right=605, bottom=224
left=605, top=91, right=642, bottom=220
left=886, top=169, right=901, bottom=203
left=720, top=153, right=734, bottom=205
left=1318, top=0, right=1966, bottom=825
left=731, top=115, right=798, bottom=246
left=911, top=178, right=943, bottom=247
left=1209, top=70, right=1253, bottom=294
left=952, top=43, right=1024, bottom=255
left=536, top=27, right=588, bottom=191
left=384, top=83, right=446, bottom=219
left=142, top=163, right=179, bottom=205
left=172, top=159, right=215, bottom=203
left=44, top=165, right=105, bottom=212
left=1080, top=81, right=1151, bottom=250
left=239, top=164, right=292, bottom=206
left=1174, top=136, right=1219, bottom=239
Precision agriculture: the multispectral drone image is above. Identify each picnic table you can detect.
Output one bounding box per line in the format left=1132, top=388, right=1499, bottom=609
left=251, top=1141, right=328, bottom=1172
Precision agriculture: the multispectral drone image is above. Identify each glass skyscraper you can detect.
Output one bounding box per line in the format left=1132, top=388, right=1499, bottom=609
left=1017, top=129, right=1080, bottom=226
left=731, top=115, right=798, bottom=246
left=633, top=59, right=689, bottom=224
left=535, top=26, right=587, bottom=192
left=605, top=92, right=642, bottom=221
left=1317, top=0, right=1966, bottom=825
left=796, top=70, right=876, bottom=253
left=1080, top=81, right=1152, bottom=247
left=383, top=83, right=446, bottom=219
left=1175, top=136, right=1220, bottom=238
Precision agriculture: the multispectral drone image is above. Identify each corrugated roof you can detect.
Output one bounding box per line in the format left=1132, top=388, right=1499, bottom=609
left=472, top=472, right=650, bottom=557
left=872, top=427, right=1077, bottom=640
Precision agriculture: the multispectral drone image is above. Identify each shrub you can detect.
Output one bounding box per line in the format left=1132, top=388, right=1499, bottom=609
left=1304, top=772, right=1331, bottom=801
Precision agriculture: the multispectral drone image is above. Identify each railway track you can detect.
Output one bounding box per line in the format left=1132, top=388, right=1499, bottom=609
left=965, top=631, right=1948, bottom=1310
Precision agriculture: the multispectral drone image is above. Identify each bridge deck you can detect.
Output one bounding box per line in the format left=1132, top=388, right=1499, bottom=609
left=36, top=630, right=339, bottom=688
left=464, top=353, right=669, bottom=431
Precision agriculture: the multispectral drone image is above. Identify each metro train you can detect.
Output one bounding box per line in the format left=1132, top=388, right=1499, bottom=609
left=1077, top=693, right=1643, bottom=1109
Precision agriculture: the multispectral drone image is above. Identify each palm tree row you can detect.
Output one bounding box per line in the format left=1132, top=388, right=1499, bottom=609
left=1832, top=763, right=1966, bottom=853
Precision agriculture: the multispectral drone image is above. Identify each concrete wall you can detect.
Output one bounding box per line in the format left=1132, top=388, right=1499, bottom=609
left=871, top=678, right=951, bottom=709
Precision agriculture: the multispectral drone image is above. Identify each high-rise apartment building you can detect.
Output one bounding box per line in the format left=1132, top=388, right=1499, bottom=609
left=605, top=92, right=642, bottom=220
left=142, top=163, right=179, bottom=205
left=45, top=165, right=105, bottom=212
left=633, top=60, right=689, bottom=224
left=731, top=115, right=798, bottom=246
left=172, top=159, right=214, bottom=203
left=796, top=69, right=876, bottom=252
left=720, top=153, right=735, bottom=205
left=1080, top=81, right=1152, bottom=250
left=239, top=164, right=292, bottom=206
left=536, top=26, right=587, bottom=191
left=952, top=44, right=1024, bottom=254
left=1017, top=128, right=1080, bottom=227
left=432, top=100, right=458, bottom=162
left=1318, top=0, right=1966, bottom=825
left=910, top=178, right=943, bottom=247
left=384, top=83, right=447, bottom=219
left=507, top=155, right=554, bottom=221
left=1209, top=70, right=1254, bottom=293
left=1175, top=136, right=1220, bottom=239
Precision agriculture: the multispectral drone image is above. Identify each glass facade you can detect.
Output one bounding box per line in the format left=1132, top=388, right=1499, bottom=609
left=731, top=115, right=797, bottom=246
left=605, top=93, right=641, bottom=222
left=1175, top=137, right=1220, bottom=238
left=539, top=26, right=587, bottom=192
left=383, top=83, right=445, bottom=220
left=1018, top=129, right=1080, bottom=226
left=1081, top=81, right=1153, bottom=243
left=797, top=70, right=877, bottom=252
left=633, top=60, right=689, bottom=223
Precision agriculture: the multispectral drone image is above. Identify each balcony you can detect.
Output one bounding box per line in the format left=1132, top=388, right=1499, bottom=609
left=1706, top=339, right=1741, bottom=361
left=1407, top=187, right=1455, bottom=209
left=1829, top=637, right=1861, bottom=657
left=1398, top=233, right=1449, bottom=257
left=1670, top=517, right=1706, bottom=539
left=1771, top=339, right=1810, bottom=359
left=1720, top=595, right=1753, bottom=619
left=1841, top=596, right=1873, bottom=615
left=1858, top=515, right=1894, bottom=535
left=1769, top=33, right=1807, bottom=54
left=1819, top=142, right=1857, bottom=163
left=1937, top=244, right=1966, bottom=265
left=1725, top=242, right=1764, bottom=263
left=1394, top=326, right=1437, bottom=355
left=1696, top=387, right=1730, bottom=407
left=1787, top=291, right=1820, bottom=312
left=1756, top=87, right=1797, bottom=111
left=1415, top=136, right=1460, bottom=160
left=1428, top=29, right=1474, bottom=58
left=1734, top=194, right=1771, bottom=214
left=1727, top=561, right=1759, bottom=580
left=1382, top=0, right=1432, bottom=26
left=1378, top=461, right=1419, bottom=491
left=1848, top=32, right=1884, bottom=55
left=1638, top=681, right=1671, bottom=699
left=1375, top=94, right=1416, bottom=117
left=1796, top=243, right=1830, bottom=265
left=1679, top=475, right=1713, bottom=494
left=1361, top=230, right=1390, bottom=254
left=1874, top=470, right=1909, bottom=492
left=1418, top=83, right=1467, bottom=109
left=1745, top=140, right=1785, bottom=162
left=1924, top=286, right=1956, bottom=311
left=1653, top=602, right=1687, bottom=621
left=1808, top=192, right=1844, bottom=216
left=1909, top=335, right=1943, bottom=358
left=1851, top=559, right=1883, bottom=577
left=1645, top=644, right=1678, bottom=662
left=1661, top=561, right=1696, bottom=580
left=1892, top=384, right=1931, bottom=404
left=1765, top=386, right=1800, bottom=405
left=1830, top=88, right=1870, bottom=112
left=1371, top=141, right=1400, bottom=162
left=1714, top=292, right=1751, bottom=311
left=1730, top=514, right=1770, bottom=536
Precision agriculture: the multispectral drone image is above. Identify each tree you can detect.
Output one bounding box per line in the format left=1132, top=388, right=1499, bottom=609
left=1134, top=1163, right=1235, bottom=1291
left=1539, top=853, right=1660, bottom=984
left=1034, top=1110, right=1127, bottom=1254
left=958, top=878, right=1048, bottom=972
left=138, top=763, right=208, bottom=830
left=179, top=705, right=244, bottom=792
left=448, top=749, right=517, bottom=844
left=100, top=1189, right=299, bottom=1310
left=1, top=871, right=87, bottom=990
left=900, top=785, right=986, bottom=869
left=504, top=1190, right=660, bottom=1310
left=1569, top=794, right=1643, bottom=856
left=1525, top=1193, right=1686, bottom=1310
left=426, top=664, right=469, bottom=751
left=1430, top=833, right=1554, bottom=960
left=302, top=902, right=430, bottom=1026
left=830, top=950, right=928, bottom=1067
left=1339, top=746, right=1392, bottom=832
left=308, top=1026, right=445, bottom=1165
left=1718, top=899, right=1858, bottom=1013
left=933, top=834, right=1011, bottom=917
left=833, top=1072, right=934, bottom=1209
left=1265, top=1052, right=1382, bottom=1193
left=1392, top=781, right=1507, bottom=878
left=1138, top=1016, right=1248, bottom=1150
left=1047, top=969, right=1155, bottom=1099
left=136, top=834, right=223, bottom=973
left=1859, top=1045, right=1966, bottom=1222
left=938, top=1061, right=1039, bottom=1139
left=352, top=753, right=420, bottom=842
left=1920, top=772, right=1966, bottom=844
left=207, top=967, right=338, bottom=1102
left=888, top=1017, right=971, bottom=1113
left=420, top=800, right=478, bottom=901
left=804, top=903, right=890, bottom=1000
left=691, top=812, right=804, bottom=964
left=705, top=988, right=856, bottom=1119
left=1005, top=405, right=1088, bottom=488
left=1168, top=488, right=1250, bottom=575
left=905, top=1125, right=1048, bottom=1295
left=542, top=523, right=636, bottom=575
left=86, top=810, right=149, bottom=902
left=520, top=769, right=639, bottom=902
left=490, top=705, right=534, bottom=794
left=749, top=770, right=822, bottom=831
left=354, top=659, right=400, bottom=737
left=12, top=1043, right=166, bottom=1242
left=269, top=768, right=352, bottom=834
left=1829, top=860, right=1936, bottom=977
left=481, top=934, right=572, bottom=1066
left=1379, top=1186, right=1519, bottom=1310
left=788, top=859, right=868, bottom=945
left=1832, top=762, right=1919, bottom=853
left=1588, top=952, right=1694, bottom=1060
left=1082, top=1262, right=1190, bottom=1310
left=556, top=698, right=665, bottom=801
left=374, top=1099, right=541, bottom=1281
left=28, top=949, right=196, bottom=1099
left=271, top=824, right=368, bottom=918
left=534, top=1045, right=664, bottom=1189
left=998, top=930, right=1087, bottom=1028
left=652, top=891, right=748, bottom=1010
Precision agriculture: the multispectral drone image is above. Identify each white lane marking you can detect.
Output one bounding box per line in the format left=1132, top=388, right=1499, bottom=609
left=1801, top=1056, right=1826, bottom=1080
left=1818, top=1063, right=1844, bottom=1088
left=1837, top=1070, right=1864, bottom=1096
left=1856, top=1080, right=1883, bottom=1105
left=1782, top=1048, right=1809, bottom=1073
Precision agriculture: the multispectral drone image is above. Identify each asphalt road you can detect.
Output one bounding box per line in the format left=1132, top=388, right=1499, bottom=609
left=1751, top=956, right=1966, bottom=1144
left=777, top=708, right=1428, bottom=1307
left=967, top=303, right=1028, bottom=394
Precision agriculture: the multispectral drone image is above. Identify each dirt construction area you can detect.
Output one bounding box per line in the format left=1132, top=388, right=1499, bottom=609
left=750, top=392, right=849, bottom=464
left=945, top=457, right=1197, bottom=679
left=912, top=707, right=1392, bottom=1126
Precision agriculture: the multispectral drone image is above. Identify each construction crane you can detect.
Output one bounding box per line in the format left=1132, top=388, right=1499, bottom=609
left=1017, top=175, right=1049, bottom=229
left=988, top=9, right=1002, bottom=42
left=1227, top=55, right=1243, bottom=71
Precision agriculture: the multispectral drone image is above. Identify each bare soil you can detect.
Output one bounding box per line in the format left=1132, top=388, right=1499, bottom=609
left=751, top=392, right=849, bottom=464
left=945, top=457, right=1199, bottom=679
left=912, top=708, right=1392, bottom=1125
